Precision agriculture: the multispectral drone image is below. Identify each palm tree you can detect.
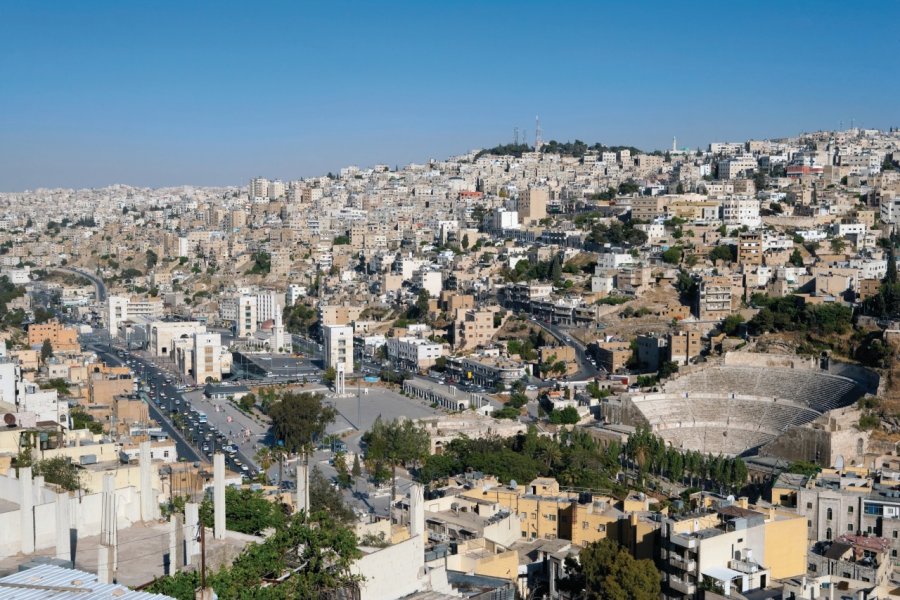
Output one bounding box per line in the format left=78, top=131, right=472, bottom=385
left=254, top=446, right=273, bottom=484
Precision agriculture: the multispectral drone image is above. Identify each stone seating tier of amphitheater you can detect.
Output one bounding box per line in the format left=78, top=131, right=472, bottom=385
left=625, top=364, right=868, bottom=456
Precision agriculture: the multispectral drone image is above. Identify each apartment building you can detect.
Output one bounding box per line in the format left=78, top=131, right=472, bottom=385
left=660, top=500, right=806, bottom=599
left=452, top=309, right=497, bottom=351
left=27, top=320, right=79, bottom=352
left=721, top=197, right=761, bottom=228
left=518, top=187, right=549, bottom=224
left=386, top=336, right=443, bottom=372
left=738, top=231, right=764, bottom=267
left=695, top=275, right=733, bottom=320
left=667, top=330, right=702, bottom=366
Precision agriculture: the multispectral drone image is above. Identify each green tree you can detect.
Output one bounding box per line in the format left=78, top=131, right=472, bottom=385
left=309, top=465, right=356, bottom=523
left=789, top=248, right=804, bottom=267
left=709, top=244, right=736, bottom=263
left=887, top=252, right=897, bottom=284
left=721, top=313, right=745, bottom=336
left=351, top=453, right=362, bottom=478
left=558, top=538, right=660, bottom=600
left=322, top=366, right=336, bottom=385
left=830, top=237, right=846, bottom=254
left=33, top=457, right=85, bottom=492
left=461, top=233, right=470, bottom=249
left=40, top=339, right=53, bottom=362
left=145, top=249, right=158, bottom=269
left=362, top=417, right=430, bottom=502
left=661, top=246, right=683, bottom=264
left=268, top=392, right=337, bottom=458
left=200, top=486, right=286, bottom=535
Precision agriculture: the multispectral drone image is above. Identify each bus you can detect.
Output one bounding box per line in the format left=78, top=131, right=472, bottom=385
left=197, top=411, right=208, bottom=424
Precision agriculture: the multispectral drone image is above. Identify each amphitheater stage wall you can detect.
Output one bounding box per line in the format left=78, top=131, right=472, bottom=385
left=723, top=352, right=817, bottom=370
left=759, top=424, right=871, bottom=468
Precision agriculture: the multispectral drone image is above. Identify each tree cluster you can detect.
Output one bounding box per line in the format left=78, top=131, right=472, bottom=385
left=268, top=392, right=337, bottom=456
left=558, top=538, right=660, bottom=600
left=584, top=220, right=647, bottom=249
left=747, top=294, right=852, bottom=336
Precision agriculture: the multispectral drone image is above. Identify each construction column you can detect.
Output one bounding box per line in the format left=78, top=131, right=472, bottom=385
left=213, top=453, right=225, bottom=539
left=139, top=440, right=155, bottom=521
left=296, top=461, right=309, bottom=514
left=19, top=466, right=34, bottom=554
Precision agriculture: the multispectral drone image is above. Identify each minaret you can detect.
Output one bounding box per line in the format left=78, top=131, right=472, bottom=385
left=673, top=136, right=677, bottom=153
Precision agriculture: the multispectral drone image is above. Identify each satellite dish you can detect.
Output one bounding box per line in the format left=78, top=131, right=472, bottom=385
left=727, top=495, right=735, bottom=502
left=835, top=455, right=845, bottom=470
left=509, top=479, right=517, bottom=490
left=3, top=414, right=15, bottom=427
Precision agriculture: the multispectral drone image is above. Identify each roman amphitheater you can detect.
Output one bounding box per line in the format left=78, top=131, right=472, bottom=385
left=603, top=352, right=881, bottom=465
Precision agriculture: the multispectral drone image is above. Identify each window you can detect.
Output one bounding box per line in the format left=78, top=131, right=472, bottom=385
left=826, top=508, right=833, bottom=521
left=806, top=502, right=812, bottom=509
left=826, top=528, right=832, bottom=540
left=848, top=524, right=854, bottom=531
left=848, top=506, right=854, bottom=514
left=893, top=531, right=898, bottom=539
left=807, top=520, right=812, bottom=528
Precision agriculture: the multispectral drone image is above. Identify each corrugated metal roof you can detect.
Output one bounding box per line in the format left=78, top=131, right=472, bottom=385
left=0, top=564, right=175, bottom=600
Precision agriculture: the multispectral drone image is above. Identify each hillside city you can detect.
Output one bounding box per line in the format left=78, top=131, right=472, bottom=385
left=3, top=127, right=900, bottom=600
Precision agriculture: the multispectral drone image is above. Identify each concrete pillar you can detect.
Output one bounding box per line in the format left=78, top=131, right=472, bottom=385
left=55, top=493, right=71, bottom=565
left=100, top=474, right=118, bottom=573
left=33, top=475, right=44, bottom=505
left=19, top=466, right=34, bottom=554
left=184, top=502, right=200, bottom=563
left=213, top=453, right=225, bottom=540
left=296, top=461, right=309, bottom=514
left=168, top=513, right=184, bottom=574
left=97, top=545, right=114, bottom=585
left=336, top=363, right=345, bottom=395
left=139, top=440, right=155, bottom=521
left=409, top=484, right=424, bottom=538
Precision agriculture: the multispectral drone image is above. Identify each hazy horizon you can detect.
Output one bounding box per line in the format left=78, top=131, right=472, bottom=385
left=2, top=1, right=898, bottom=191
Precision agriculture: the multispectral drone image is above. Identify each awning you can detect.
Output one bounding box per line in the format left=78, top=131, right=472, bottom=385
left=701, top=566, right=744, bottom=581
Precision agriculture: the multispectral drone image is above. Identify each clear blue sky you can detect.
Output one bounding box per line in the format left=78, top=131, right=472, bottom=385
left=1, top=1, right=898, bottom=190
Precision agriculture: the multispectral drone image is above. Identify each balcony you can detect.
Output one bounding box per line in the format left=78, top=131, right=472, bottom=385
left=670, top=533, right=697, bottom=549
left=669, top=554, right=697, bottom=572
left=659, top=548, right=668, bottom=561
left=668, top=576, right=696, bottom=595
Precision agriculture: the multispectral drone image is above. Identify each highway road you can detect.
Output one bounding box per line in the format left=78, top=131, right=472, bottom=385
left=531, top=318, right=600, bottom=381
left=51, top=266, right=107, bottom=302
left=87, top=340, right=260, bottom=478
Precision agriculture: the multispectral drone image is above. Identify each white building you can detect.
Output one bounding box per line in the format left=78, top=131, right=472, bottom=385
left=491, top=208, right=519, bottom=230
left=415, top=270, right=442, bottom=298
left=323, top=324, right=353, bottom=375
left=721, top=197, right=761, bottom=228
left=193, top=332, right=222, bottom=383
left=286, top=284, right=307, bottom=307
left=105, top=296, right=164, bottom=336
left=386, top=337, right=444, bottom=372
left=880, top=195, right=900, bottom=226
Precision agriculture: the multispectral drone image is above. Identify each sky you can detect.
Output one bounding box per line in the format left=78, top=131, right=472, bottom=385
left=1, top=1, right=898, bottom=190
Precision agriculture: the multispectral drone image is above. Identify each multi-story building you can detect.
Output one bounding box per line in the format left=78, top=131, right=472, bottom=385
left=721, top=197, right=761, bottom=228
left=695, top=275, right=733, bottom=320
left=105, top=295, right=164, bottom=336
left=445, top=355, right=525, bottom=389
left=192, top=332, right=222, bottom=383
left=323, top=324, right=353, bottom=375
left=27, top=320, right=79, bottom=352
left=385, top=336, right=444, bottom=372
left=590, top=340, right=632, bottom=373
left=667, top=330, right=701, bottom=366
left=660, top=499, right=806, bottom=599
left=737, top=231, right=764, bottom=267
left=518, top=187, right=548, bottom=224
left=452, top=309, right=497, bottom=351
